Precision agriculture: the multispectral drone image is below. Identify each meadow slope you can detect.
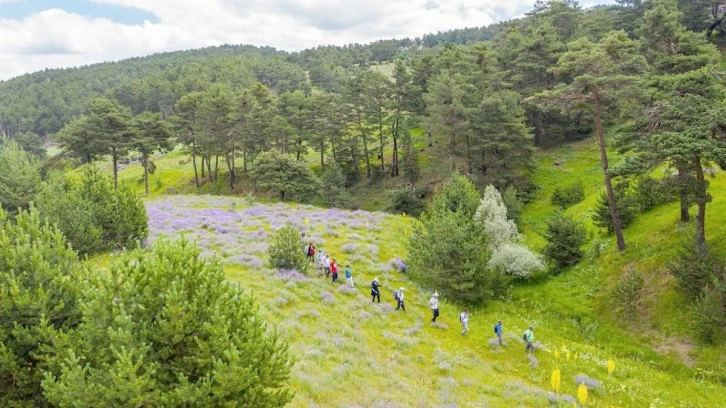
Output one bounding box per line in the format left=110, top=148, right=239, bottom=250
left=128, top=186, right=726, bottom=407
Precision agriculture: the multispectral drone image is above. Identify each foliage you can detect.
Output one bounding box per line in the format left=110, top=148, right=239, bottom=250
left=543, top=211, right=587, bottom=271
left=692, top=280, right=726, bottom=344
left=611, top=268, right=645, bottom=320
left=430, top=171, right=481, bottom=218
left=633, top=177, right=675, bottom=211
left=476, top=185, right=543, bottom=277
left=268, top=223, right=308, bottom=273
left=592, top=184, right=638, bottom=233
left=250, top=149, right=319, bottom=202
left=398, top=118, right=420, bottom=184
left=0, top=136, right=42, bottom=213
left=668, top=238, right=725, bottom=300
left=319, top=164, right=352, bottom=208
left=501, top=185, right=524, bottom=223
left=550, top=182, right=585, bottom=208
left=0, top=207, right=81, bottom=406
left=35, top=173, right=103, bottom=255
left=42, top=238, right=294, bottom=407
left=385, top=184, right=425, bottom=217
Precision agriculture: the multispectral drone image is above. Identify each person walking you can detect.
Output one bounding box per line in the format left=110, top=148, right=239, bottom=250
left=429, top=292, right=440, bottom=322
left=523, top=326, right=535, bottom=353
left=306, top=243, right=315, bottom=262
left=494, top=320, right=504, bottom=346
left=330, top=258, right=339, bottom=284
left=345, top=265, right=354, bottom=288
left=394, top=287, right=406, bottom=311
left=371, top=277, right=380, bottom=303
left=323, top=255, right=331, bottom=278
left=315, top=250, right=324, bottom=272
left=459, top=309, right=469, bottom=336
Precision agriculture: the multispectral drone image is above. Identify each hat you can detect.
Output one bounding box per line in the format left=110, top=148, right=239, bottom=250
left=399, top=287, right=404, bottom=291
left=529, top=325, right=534, bottom=329
left=498, top=320, right=502, bottom=323
left=374, top=277, right=378, bottom=282
left=433, top=292, right=439, bottom=297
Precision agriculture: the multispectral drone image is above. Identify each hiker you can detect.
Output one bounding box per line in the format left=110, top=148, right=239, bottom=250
left=459, top=309, right=469, bottom=336
left=371, top=277, right=380, bottom=303
left=345, top=265, right=354, bottom=288
left=323, top=255, right=331, bottom=278
left=494, top=320, right=504, bottom=346
left=394, top=287, right=406, bottom=311
left=306, top=243, right=315, bottom=261
left=523, top=326, right=535, bottom=353
left=330, top=258, right=339, bottom=283
left=315, top=250, right=324, bottom=272
left=429, top=292, right=439, bottom=322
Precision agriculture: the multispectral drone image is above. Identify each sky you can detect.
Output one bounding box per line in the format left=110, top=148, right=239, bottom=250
left=0, top=0, right=616, bottom=81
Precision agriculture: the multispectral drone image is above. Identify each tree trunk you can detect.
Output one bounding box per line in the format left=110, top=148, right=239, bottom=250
left=391, top=117, right=399, bottom=177
left=378, top=116, right=385, bottom=173
left=594, top=92, right=626, bottom=251
left=320, top=139, right=325, bottom=169
left=206, top=155, right=212, bottom=181
left=465, top=132, right=472, bottom=174
left=677, top=166, right=690, bottom=222
left=201, top=155, right=206, bottom=178
left=296, top=138, right=303, bottom=161
left=143, top=156, right=150, bottom=195
left=214, top=155, right=219, bottom=182
left=226, top=150, right=235, bottom=191
left=449, top=131, right=456, bottom=171
left=280, top=190, right=285, bottom=201
left=694, top=156, right=706, bottom=245
left=192, top=139, right=200, bottom=190
left=531, top=110, right=544, bottom=147
left=359, top=118, right=371, bottom=178
left=112, top=148, right=119, bottom=189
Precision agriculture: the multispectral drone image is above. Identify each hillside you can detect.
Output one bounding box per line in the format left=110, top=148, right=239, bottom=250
left=103, top=135, right=726, bottom=406
left=132, top=190, right=725, bottom=407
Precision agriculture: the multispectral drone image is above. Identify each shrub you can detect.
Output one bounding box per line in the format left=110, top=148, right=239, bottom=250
left=551, top=183, right=585, bottom=208
left=250, top=149, right=319, bottom=202
left=37, top=167, right=148, bottom=253
left=592, top=184, right=637, bottom=233
left=42, top=238, right=294, bottom=406
left=35, top=173, right=103, bottom=255
left=692, top=281, right=726, bottom=344
left=543, top=212, right=587, bottom=271
left=633, top=177, right=674, bottom=211
left=612, top=268, right=645, bottom=320
left=431, top=171, right=481, bottom=218
left=0, top=136, right=42, bottom=213
left=385, top=184, right=425, bottom=217
left=0, top=207, right=81, bottom=406
left=269, top=223, right=308, bottom=273
left=668, top=238, right=724, bottom=300
left=501, top=185, right=524, bottom=223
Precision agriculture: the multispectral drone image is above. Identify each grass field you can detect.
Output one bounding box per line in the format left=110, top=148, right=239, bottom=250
left=104, top=129, right=726, bottom=406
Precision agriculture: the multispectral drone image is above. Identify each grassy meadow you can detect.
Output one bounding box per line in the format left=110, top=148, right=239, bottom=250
left=98, top=132, right=726, bottom=406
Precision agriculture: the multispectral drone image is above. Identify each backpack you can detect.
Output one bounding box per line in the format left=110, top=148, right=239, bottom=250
left=522, top=332, right=528, bottom=342
left=494, top=325, right=497, bottom=334
left=394, top=290, right=401, bottom=301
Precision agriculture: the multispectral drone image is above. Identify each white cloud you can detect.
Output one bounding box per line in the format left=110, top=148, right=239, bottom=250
left=0, top=0, right=614, bottom=80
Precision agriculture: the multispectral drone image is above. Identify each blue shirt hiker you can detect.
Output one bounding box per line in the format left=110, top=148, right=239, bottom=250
left=345, top=265, right=354, bottom=288
left=494, top=320, right=503, bottom=346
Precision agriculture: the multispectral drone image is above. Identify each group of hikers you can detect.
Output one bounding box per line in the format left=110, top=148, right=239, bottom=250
left=304, top=241, right=537, bottom=353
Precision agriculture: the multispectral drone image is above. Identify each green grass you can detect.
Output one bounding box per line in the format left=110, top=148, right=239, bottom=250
left=99, top=133, right=726, bottom=405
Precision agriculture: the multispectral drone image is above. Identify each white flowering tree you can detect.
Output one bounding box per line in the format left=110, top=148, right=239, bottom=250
left=475, top=185, right=543, bottom=277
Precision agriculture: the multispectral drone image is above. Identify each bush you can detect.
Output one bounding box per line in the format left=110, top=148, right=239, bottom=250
left=551, top=183, right=584, bottom=209
left=42, top=238, right=294, bottom=406
left=431, top=171, right=481, bottom=218
left=501, top=185, right=524, bottom=223
left=0, top=136, right=42, bottom=213
left=269, top=223, right=308, bottom=273
left=612, top=268, right=645, bottom=320
left=385, top=184, right=425, bottom=217
left=633, top=177, right=675, bottom=211
left=37, top=167, right=148, bottom=254
left=669, top=238, right=725, bottom=300
left=543, top=212, right=587, bottom=271
left=692, top=281, right=726, bottom=344
left=35, top=173, right=103, bottom=255
left=320, top=164, right=353, bottom=208
left=0, top=207, right=81, bottom=406
left=592, top=184, right=637, bottom=233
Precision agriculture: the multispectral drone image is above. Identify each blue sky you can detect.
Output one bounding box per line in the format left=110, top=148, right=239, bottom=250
left=0, top=0, right=616, bottom=80
left=0, top=0, right=158, bottom=24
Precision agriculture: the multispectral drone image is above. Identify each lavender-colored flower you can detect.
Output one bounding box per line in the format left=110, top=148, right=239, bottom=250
left=391, top=257, right=408, bottom=272
left=341, top=243, right=358, bottom=254
left=278, top=269, right=307, bottom=282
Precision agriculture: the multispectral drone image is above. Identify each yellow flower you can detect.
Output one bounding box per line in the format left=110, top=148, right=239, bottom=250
left=607, top=359, right=615, bottom=376
left=551, top=367, right=561, bottom=393
left=577, top=382, right=588, bottom=405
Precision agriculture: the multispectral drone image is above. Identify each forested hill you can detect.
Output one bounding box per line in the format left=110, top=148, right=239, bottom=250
left=1, top=0, right=721, bottom=141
